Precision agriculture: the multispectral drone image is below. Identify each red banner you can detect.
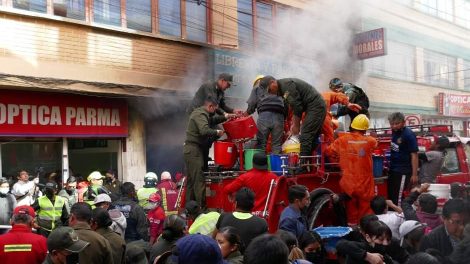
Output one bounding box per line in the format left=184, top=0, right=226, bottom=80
left=0, top=90, right=128, bottom=137
left=438, top=92, right=470, bottom=117
left=353, top=28, right=387, bottom=60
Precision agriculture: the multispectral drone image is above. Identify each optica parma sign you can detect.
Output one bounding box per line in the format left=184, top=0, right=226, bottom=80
left=353, top=28, right=386, bottom=60
left=0, top=90, right=128, bottom=137
left=438, top=93, right=470, bottom=117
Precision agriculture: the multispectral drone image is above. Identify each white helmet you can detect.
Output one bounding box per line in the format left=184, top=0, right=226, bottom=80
left=161, top=171, right=172, bottom=181
left=145, top=172, right=158, bottom=180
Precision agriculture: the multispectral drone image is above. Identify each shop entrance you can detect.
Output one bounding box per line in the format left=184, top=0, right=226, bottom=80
left=68, top=139, right=121, bottom=182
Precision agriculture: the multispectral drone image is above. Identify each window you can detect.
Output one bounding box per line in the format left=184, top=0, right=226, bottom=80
left=455, top=0, right=470, bottom=29
left=185, top=0, right=207, bottom=43
left=464, top=60, right=470, bottom=90
left=93, top=0, right=121, bottom=26
left=238, top=0, right=254, bottom=50
left=127, top=0, right=151, bottom=32
left=13, top=0, right=47, bottom=13
left=365, top=41, right=416, bottom=81
left=441, top=148, right=460, bottom=173
left=159, top=0, right=181, bottom=37
left=415, top=0, right=454, bottom=22
left=256, top=1, right=273, bottom=48
left=52, top=0, right=85, bottom=20
left=423, top=49, right=457, bottom=88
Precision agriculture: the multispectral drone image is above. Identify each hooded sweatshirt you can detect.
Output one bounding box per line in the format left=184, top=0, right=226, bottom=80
left=109, top=208, right=127, bottom=239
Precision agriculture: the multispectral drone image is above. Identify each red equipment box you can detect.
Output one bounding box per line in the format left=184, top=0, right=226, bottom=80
left=223, top=116, right=257, bottom=140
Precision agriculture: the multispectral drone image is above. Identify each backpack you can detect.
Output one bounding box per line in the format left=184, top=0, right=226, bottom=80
left=345, top=84, right=369, bottom=110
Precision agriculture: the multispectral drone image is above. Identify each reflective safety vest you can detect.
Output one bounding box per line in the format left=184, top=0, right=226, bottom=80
left=37, top=195, right=65, bottom=232
left=160, top=188, right=178, bottom=215
left=137, top=187, right=157, bottom=208
left=188, top=212, right=220, bottom=236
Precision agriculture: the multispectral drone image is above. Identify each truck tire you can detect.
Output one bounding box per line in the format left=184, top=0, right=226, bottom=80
left=307, top=194, right=347, bottom=230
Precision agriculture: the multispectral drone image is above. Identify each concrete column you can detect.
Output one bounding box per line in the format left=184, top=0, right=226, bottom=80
left=121, top=108, right=146, bottom=188
left=416, top=47, right=424, bottom=83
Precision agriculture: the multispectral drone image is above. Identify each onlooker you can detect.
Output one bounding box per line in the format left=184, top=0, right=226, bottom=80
left=405, top=252, right=440, bottom=264
left=186, top=200, right=220, bottom=236
left=12, top=170, right=40, bottom=206
left=149, top=214, right=187, bottom=264
left=418, top=136, right=450, bottom=184
left=223, top=152, right=278, bottom=216
left=401, top=183, right=442, bottom=231
left=58, top=176, right=78, bottom=214
left=32, top=182, right=68, bottom=237
left=147, top=193, right=166, bottom=245
left=43, top=226, right=89, bottom=264
left=276, top=230, right=307, bottom=263
left=370, top=195, right=404, bottom=239
left=298, top=231, right=323, bottom=264
left=387, top=112, right=418, bottom=206
left=399, top=220, right=426, bottom=255
left=244, top=234, right=290, bottom=264
left=104, top=169, right=122, bottom=196
left=0, top=206, right=47, bottom=264
left=279, top=185, right=310, bottom=239
left=420, top=198, right=466, bottom=256
left=68, top=202, right=113, bottom=264
left=215, top=188, right=268, bottom=248
left=336, top=220, right=394, bottom=264
left=91, top=207, right=126, bottom=264
left=157, top=171, right=178, bottom=215
left=94, top=193, right=127, bottom=239
left=137, top=172, right=158, bottom=208
left=125, top=242, right=148, bottom=264
left=114, top=182, right=149, bottom=242
left=449, top=229, right=470, bottom=264
left=166, top=234, right=227, bottom=264
left=0, top=177, right=16, bottom=227
left=216, top=226, right=244, bottom=264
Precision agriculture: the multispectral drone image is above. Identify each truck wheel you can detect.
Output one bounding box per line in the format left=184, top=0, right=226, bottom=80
left=307, top=194, right=347, bottom=230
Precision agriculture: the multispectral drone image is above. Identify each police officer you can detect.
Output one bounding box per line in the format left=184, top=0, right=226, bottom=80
left=84, top=171, right=110, bottom=205
left=32, top=182, right=69, bottom=237
left=137, top=172, right=159, bottom=209
left=57, top=176, right=78, bottom=214
left=184, top=96, right=227, bottom=208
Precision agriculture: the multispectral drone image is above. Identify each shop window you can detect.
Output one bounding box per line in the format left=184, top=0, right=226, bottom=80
left=464, top=60, right=470, bottom=90
left=0, top=141, right=62, bottom=182
left=423, top=49, right=457, bottom=88
left=159, top=0, right=181, bottom=37
left=53, top=0, right=85, bottom=20
left=93, top=0, right=121, bottom=26
left=238, top=0, right=254, bottom=50
left=185, top=0, right=207, bottom=43
left=127, top=0, right=151, bottom=32
left=256, top=1, right=273, bottom=49
left=455, top=0, right=470, bottom=29
left=13, top=0, right=47, bottom=13
left=365, top=41, right=416, bottom=81
left=441, top=147, right=460, bottom=174
left=415, top=0, right=454, bottom=22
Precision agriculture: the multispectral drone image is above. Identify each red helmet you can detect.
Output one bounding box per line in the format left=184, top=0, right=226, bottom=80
left=148, top=193, right=162, bottom=203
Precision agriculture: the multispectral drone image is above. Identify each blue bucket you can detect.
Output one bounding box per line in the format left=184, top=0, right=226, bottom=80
left=373, top=156, right=384, bottom=177
left=314, top=226, right=352, bottom=253
left=269, top=154, right=287, bottom=176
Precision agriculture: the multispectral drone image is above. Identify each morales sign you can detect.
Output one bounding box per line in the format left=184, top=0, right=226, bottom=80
left=438, top=93, right=470, bottom=118
left=353, top=28, right=386, bottom=60
left=0, top=90, right=128, bottom=137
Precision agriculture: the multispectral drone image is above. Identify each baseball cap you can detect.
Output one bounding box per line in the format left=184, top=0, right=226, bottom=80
left=252, top=152, right=268, bottom=170
left=93, top=193, right=112, bottom=205
left=399, top=220, right=425, bottom=246
left=171, top=234, right=227, bottom=264
left=149, top=193, right=162, bottom=203
left=47, top=226, right=89, bottom=253
left=185, top=200, right=200, bottom=216
left=218, top=73, right=234, bottom=84
left=88, top=171, right=104, bottom=181
left=14, top=205, right=36, bottom=217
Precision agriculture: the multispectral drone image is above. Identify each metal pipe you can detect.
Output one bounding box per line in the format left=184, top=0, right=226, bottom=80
left=263, top=179, right=276, bottom=218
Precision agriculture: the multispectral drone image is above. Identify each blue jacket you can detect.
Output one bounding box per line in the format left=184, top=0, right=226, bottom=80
left=279, top=205, right=308, bottom=239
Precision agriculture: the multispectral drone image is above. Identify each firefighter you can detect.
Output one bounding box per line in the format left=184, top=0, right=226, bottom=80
left=330, top=78, right=370, bottom=122
left=137, top=172, right=158, bottom=208
left=184, top=96, right=226, bottom=208
left=321, top=84, right=362, bottom=144
left=33, top=182, right=69, bottom=237
left=245, top=75, right=286, bottom=154
left=260, top=76, right=326, bottom=172
left=157, top=171, right=178, bottom=215
left=326, top=114, right=377, bottom=225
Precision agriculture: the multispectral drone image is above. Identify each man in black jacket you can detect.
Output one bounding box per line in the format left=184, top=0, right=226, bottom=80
left=330, top=78, right=370, bottom=121
left=420, top=198, right=465, bottom=257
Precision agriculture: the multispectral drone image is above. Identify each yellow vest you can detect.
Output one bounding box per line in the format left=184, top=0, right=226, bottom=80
left=137, top=187, right=157, bottom=208
left=38, top=195, right=65, bottom=231
left=188, top=212, right=220, bottom=236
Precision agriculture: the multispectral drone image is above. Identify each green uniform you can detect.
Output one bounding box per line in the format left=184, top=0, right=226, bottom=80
left=184, top=106, right=225, bottom=207
left=278, top=78, right=326, bottom=156
left=137, top=187, right=158, bottom=208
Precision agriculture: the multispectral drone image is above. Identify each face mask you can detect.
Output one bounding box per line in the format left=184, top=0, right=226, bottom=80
left=305, top=251, right=323, bottom=264
left=0, top=187, right=9, bottom=194
left=144, top=202, right=158, bottom=211
left=66, top=189, right=75, bottom=195
left=66, top=253, right=79, bottom=264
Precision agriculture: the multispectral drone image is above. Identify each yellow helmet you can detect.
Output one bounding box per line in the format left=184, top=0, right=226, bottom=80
left=253, top=75, right=264, bottom=87
left=351, top=114, right=369, bottom=131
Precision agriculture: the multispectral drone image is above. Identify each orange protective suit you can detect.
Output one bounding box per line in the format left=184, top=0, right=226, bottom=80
left=326, top=132, right=377, bottom=225
left=321, top=92, right=350, bottom=144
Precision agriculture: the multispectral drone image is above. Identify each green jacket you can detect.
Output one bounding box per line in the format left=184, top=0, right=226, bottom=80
left=185, top=106, right=226, bottom=145
left=188, top=81, right=234, bottom=115
left=96, top=227, right=126, bottom=264
left=278, top=78, right=325, bottom=118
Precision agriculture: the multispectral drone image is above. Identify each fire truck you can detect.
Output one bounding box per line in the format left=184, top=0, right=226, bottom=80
left=177, top=118, right=470, bottom=233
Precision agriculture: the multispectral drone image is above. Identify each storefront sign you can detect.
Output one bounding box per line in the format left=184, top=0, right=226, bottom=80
left=0, top=90, right=128, bottom=137
left=353, top=28, right=386, bottom=60
left=438, top=93, right=470, bottom=117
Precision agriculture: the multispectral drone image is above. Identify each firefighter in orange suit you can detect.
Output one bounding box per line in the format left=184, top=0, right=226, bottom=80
left=321, top=83, right=362, bottom=144
left=326, top=114, right=377, bottom=225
